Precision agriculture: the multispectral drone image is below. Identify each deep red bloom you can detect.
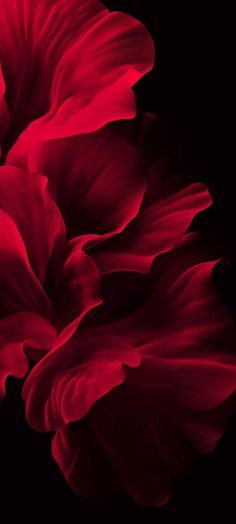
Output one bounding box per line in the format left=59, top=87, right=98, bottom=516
left=23, top=234, right=236, bottom=505
left=0, top=0, right=154, bottom=163
left=0, top=0, right=236, bottom=507
left=0, top=113, right=234, bottom=504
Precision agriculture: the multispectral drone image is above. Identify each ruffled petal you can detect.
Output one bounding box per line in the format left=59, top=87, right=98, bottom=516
left=23, top=334, right=140, bottom=432
left=51, top=237, right=103, bottom=347
left=92, top=172, right=212, bottom=275
left=90, top=233, right=224, bottom=341
left=0, top=312, right=56, bottom=399
left=4, top=1, right=154, bottom=164
left=52, top=233, right=236, bottom=504
left=0, top=166, right=66, bottom=284
left=79, top=372, right=233, bottom=506
left=21, top=229, right=236, bottom=504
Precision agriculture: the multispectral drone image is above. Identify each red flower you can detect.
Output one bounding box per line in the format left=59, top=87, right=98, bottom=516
left=0, top=111, right=234, bottom=503
left=0, top=0, right=236, bottom=506
left=0, top=0, right=154, bottom=163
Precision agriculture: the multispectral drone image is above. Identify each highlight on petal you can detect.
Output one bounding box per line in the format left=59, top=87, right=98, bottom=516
left=24, top=116, right=212, bottom=275
left=3, top=0, right=154, bottom=165
left=0, top=312, right=56, bottom=399
left=23, top=335, right=140, bottom=432
left=0, top=0, right=106, bottom=152
left=92, top=179, right=212, bottom=274
left=0, top=166, right=66, bottom=284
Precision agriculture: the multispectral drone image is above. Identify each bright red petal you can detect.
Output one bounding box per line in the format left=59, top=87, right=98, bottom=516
left=4, top=2, right=154, bottom=165
left=0, top=0, right=106, bottom=151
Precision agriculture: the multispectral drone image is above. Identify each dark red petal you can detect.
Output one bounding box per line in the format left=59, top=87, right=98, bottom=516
left=51, top=237, right=102, bottom=344
left=0, top=166, right=66, bottom=284
left=85, top=376, right=231, bottom=506
left=83, top=115, right=211, bottom=274
left=0, top=64, right=5, bottom=100
left=52, top=424, right=123, bottom=498
left=6, top=5, right=154, bottom=165
left=72, top=234, right=236, bottom=504
left=91, top=233, right=223, bottom=342
left=0, top=209, right=50, bottom=317
left=19, top=127, right=147, bottom=240
left=92, top=179, right=212, bottom=274
left=22, top=233, right=236, bottom=504
left=23, top=335, right=140, bottom=432
left=0, top=312, right=56, bottom=399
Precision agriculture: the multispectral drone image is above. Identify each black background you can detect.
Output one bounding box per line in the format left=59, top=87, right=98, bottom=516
left=0, top=1, right=235, bottom=519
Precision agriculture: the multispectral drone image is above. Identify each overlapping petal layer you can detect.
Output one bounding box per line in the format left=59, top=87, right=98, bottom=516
left=0, top=166, right=66, bottom=283
left=0, top=208, right=50, bottom=317
left=0, top=312, right=56, bottom=399
left=0, top=0, right=235, bottom=507
left=24, top=128, right=147, bottom=240
left=23, top=234, right=236, bottom=504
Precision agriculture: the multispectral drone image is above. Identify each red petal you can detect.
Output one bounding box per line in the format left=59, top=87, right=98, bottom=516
left=23, top=335, right=140, bottom=432
left=92, top=175, right=212, bottom=274
left=82, top=234, right=236, bottom=503
left=21, top=127, right=146, bottom=239
left=0, top=166, right=66, bottom=284
left=52, top=424, right=123, bottom=498
left=5, top=3, right=154, bottom=165
left=0, top=209, right=50, bottom=317
left=22, top=233, right=236, bottom=504
left=82, top=376, right=229, bottom=505
left=0, top=0, right=106, bottom=151
left=51, top=237, right=102, bottom=345
left=0, top=312, right=56, bottom=398
left=0, top=63, right=9, bottom=145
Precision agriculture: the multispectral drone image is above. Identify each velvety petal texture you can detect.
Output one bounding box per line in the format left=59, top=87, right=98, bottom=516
left=0, top=0, right=235, bottom=508
left=24, top=128, right=147, bottom=240
left=0, top=312, right=56, bottom=399
left=0, top=0, right=154, bottom=163
left=92, top=176, right=212, bottom=274
left=23, top=234, right=236, bottom=505
left=0, top=166, right=66, bottom=283
left=23, top=335, right=140, bottom=432
left=51, top=237, right=103, bottom=349
left=0, top=208, right=50, bottom=318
